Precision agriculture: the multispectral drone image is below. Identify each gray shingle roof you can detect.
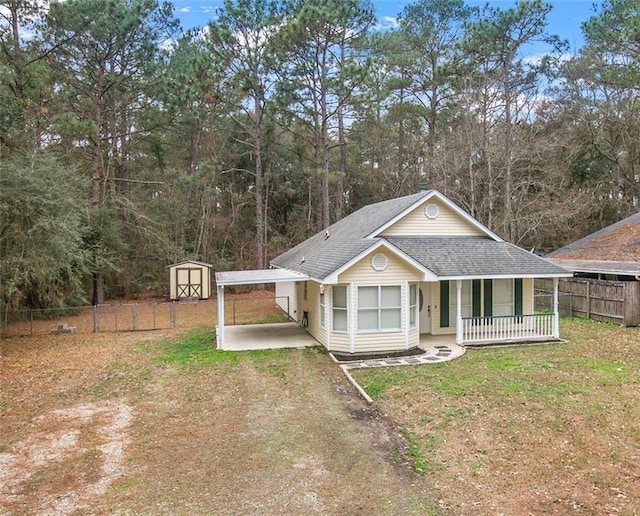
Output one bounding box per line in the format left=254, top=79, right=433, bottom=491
left=270, top=190, right=570, bottom=280
left=385, top=237, right=570, bottom=278
left=270, top=191, right=430, bottom=279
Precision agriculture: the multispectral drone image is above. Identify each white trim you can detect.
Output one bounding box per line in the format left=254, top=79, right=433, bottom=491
left=216, top=284, right=225, bottom=349
left=425, top=203, right=440, bottom=219
left=455, top=280, right=463, bottom=345
left=404, top=282, right=410, bottom=350
left=349, top=283, right=356, bottom=353
left=438, top=272, right=572, bottom=281
left=323, top=240, right=438, bottom=284
left=553, top=277, right=560, bottom=339
left=371, top=253, right=389, bottom=271
left=215, top=268, right=310, bottom=286
left=366, top=190, right=505, bottom=242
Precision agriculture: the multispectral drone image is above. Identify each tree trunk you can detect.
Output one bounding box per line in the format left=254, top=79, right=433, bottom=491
left=254, top=95, right=266, bottom=269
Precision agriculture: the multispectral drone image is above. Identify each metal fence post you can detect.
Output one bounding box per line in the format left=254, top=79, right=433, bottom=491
left=233, top=298, right=236, bottom=325
left=93, top=305, right=98, bottom=332
left=170, top=302, right=176, bottom=328
left=133, top=304, right=138, bottom=331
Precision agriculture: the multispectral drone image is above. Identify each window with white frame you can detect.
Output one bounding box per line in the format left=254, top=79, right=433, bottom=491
left=358, top=286, right=402, bottom=331
left=320, top=292, right=325, bottom=328
left=332, top=286, right=348, bottom=332
left=409, top=284, right=417, bottom=328
left=493, top=279, right=514, bottom=316
left=449, top=281, right=472, bottom=322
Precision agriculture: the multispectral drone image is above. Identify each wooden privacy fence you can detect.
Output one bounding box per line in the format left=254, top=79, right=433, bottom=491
left=537, top=278, right=640, bottom=327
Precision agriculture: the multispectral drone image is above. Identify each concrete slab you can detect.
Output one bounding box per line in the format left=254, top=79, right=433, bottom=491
left=222, top=322, right=319, bottom=351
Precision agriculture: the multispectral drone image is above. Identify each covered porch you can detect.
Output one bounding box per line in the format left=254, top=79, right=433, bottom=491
left=450, top=277, right=563, bottom=345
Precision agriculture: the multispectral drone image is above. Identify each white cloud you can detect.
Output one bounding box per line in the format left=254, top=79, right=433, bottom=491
left=375, top=15, right=399, bottom=31
left=177, top=6, right=191, bottom=13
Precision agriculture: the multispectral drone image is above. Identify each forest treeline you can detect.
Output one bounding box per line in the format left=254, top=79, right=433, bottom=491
left=1, top=0, right=639, bottom=312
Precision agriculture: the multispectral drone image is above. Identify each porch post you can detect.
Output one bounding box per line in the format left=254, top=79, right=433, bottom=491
left=217, top=284, right=225, bottom=349
left=552, top=277, right=560, bottom=339
left=456, top=280, right=463, bottom=345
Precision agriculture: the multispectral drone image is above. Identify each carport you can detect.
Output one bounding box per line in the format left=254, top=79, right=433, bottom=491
left=215, top=269, right=310, bottom=350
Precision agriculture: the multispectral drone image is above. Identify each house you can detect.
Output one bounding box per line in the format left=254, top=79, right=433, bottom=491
left=215, top=189, right=571, bottom=352
left=545, top=212, right=640, bottom=326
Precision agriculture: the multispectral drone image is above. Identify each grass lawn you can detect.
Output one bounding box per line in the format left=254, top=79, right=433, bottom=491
left=351, top=318, right=640, bottom=514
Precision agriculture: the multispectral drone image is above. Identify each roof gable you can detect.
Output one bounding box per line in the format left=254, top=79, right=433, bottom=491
left=370, top=190, right=502, bottom=241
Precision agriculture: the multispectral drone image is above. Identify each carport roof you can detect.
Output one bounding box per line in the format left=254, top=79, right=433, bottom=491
left=215, top=268, right=310, bottom=287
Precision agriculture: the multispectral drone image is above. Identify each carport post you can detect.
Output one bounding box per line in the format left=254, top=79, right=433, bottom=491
left=217, top=284, right=225, bottom=349
left=552, top=277, right=560, bottom=339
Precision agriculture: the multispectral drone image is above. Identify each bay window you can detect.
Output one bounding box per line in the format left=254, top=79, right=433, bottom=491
left=358, top=286, right=402, bottom=331
left=332, top=286, right=347, bottom=332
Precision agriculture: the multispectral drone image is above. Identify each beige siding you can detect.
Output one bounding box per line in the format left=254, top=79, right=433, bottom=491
left=380, top=198, right=485, bottom=237
left=523, top=278, right=534, bottom=314
left=303, top=281, right=327, bottom=347
left=329, top=333, right=350, bottom=353
left=353, top=332, right=406, bottom=353
left=275, top=282, right=298, bottom=321
left=338, top=250, right=422, bottom=284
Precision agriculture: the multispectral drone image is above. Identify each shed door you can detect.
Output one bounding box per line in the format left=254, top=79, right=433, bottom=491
left=176, top=267, right=202, bottom=298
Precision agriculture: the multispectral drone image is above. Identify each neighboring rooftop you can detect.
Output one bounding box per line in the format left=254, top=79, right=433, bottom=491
left=548, top=212, right=640, bottom=263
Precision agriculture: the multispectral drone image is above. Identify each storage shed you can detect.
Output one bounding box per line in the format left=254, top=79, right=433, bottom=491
left=167, top=260, right=213, bottom=300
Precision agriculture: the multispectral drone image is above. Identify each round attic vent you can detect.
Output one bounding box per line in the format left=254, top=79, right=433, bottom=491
left=371, top=253, right=388, bottom=271
left=425, top=203, right=440, bottom=219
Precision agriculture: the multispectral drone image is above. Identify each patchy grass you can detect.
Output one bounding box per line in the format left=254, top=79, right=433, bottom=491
left=156, top=326, right=237, bottom=366
left=352, top=318, right=640, bottom=514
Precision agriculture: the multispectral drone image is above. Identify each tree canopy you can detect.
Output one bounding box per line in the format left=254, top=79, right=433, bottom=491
left=1, top=0, right=638, bottom=313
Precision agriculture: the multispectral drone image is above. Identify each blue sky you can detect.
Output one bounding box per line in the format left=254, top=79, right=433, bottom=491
left=171, top=0, right=597, bottom=55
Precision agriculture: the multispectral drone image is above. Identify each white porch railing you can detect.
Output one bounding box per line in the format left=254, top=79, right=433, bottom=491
left=461, top=313, right=555, bottom=344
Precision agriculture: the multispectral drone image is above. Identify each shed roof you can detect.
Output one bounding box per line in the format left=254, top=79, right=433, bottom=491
left=167, top=260, right=213, bottom=269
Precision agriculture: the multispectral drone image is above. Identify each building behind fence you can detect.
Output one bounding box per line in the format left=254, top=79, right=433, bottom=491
left=536, top=278, right=640, bottom=327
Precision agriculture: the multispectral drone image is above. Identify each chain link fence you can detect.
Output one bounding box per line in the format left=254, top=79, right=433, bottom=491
left=1, top=302, right=177, bottom=337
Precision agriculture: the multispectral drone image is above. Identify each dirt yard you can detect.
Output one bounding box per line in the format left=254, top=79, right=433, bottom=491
left=1, top=295, right=433, bottom=514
